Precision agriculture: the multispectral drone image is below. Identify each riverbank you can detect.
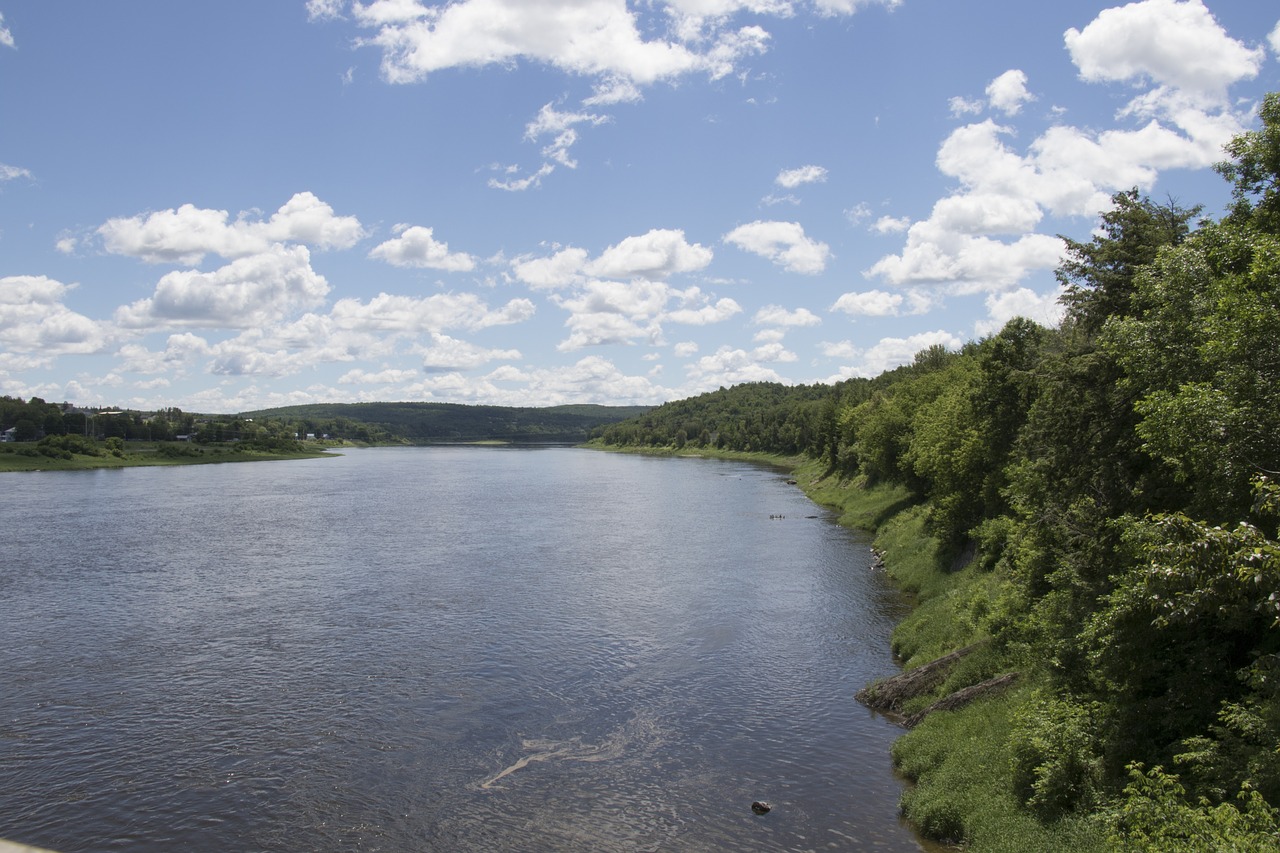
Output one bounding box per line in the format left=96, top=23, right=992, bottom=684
left=0, top=440, right=334, bottom=473
left=589, top=443, right=1105, bottom=851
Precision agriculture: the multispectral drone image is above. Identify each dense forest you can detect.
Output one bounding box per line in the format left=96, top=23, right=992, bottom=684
left=594, top=94, right=1280, bottom=850
left=240, top=402, right=652, bottom=444
left=0, top=399, right=650, bottom=451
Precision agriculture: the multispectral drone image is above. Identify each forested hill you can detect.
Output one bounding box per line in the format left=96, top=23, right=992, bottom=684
left=239, top=401, right=651, bottom=444
left=595, top=94, right=1280, bottom=851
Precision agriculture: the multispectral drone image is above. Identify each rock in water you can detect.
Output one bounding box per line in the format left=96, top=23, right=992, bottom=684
left=751, top=801, right=772, bottom=815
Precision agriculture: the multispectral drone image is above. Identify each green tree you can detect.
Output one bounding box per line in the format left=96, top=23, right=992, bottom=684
left=1057, top=189, right=1200, bottom=333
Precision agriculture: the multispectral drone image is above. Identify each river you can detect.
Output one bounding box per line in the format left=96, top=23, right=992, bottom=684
left=0, top=446, right=927, bottom=851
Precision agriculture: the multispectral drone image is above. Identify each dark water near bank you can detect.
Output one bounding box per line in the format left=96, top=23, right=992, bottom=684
left=1, top=447, right=925, bottom=852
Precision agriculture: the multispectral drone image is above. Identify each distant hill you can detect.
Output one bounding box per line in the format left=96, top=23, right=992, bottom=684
left=238, top=402, right=653, bottom=444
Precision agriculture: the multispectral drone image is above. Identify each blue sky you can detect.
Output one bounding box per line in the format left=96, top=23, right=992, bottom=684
left=2, top=1, right=1278, bottom=411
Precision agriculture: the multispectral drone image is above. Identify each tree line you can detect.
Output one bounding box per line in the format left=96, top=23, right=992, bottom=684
left=596, top=94, right=1280, bottom=849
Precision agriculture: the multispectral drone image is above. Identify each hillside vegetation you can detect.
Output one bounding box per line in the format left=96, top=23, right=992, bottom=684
left=593, top=94, right=1280, bottom=850
left=240, top=401, right=652, bottom=444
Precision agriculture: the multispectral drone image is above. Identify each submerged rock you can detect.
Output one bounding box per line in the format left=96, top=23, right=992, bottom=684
left=751, top=801, right=772, bottom=815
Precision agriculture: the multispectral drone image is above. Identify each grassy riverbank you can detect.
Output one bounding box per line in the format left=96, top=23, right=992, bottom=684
left=593, top=442, right=1107, bottom=851
left=793, top=464, right=1106, bottom=852
left=0, top=439, right=333, bottom=472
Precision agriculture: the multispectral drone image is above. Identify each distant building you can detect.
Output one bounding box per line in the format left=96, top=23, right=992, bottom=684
left=0, top=427, right=15, bottom=443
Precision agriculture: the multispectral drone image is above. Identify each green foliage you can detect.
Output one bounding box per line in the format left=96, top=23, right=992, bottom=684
left=1009, top=692, right=1103, bottom=819
left=1057, top=188, right=1201, bottom=333
left=1107, top=764, right=1280, bottom=852
left=1217, top=91, right=1280, bottom=234
left=893, top=686, right=1106, bottom=852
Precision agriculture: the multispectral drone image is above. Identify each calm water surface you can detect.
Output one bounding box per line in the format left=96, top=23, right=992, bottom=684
left=1, top=447, right=926, bottom=851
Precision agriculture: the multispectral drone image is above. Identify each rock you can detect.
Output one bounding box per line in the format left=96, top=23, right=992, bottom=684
left=751, top=801, right=772, bottom=815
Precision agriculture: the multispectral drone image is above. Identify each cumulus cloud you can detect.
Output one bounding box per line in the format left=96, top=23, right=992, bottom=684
left=975, top=286, right=1066, bottom=336
left=552, top=279, right=737, bottom=350
left=775, top=164, right=828, bottom=188
left=1271, top=20, right=1280, bottom=56
left=753, top=304, right=821, bottom=327
left=685, top=343, right=791, bottom=386
left=369, top=225, right=476, bottom=271
left=330, top=291, right=536, bottom=334
left=828, top=330, right=962, bottom=380
left=985, top=69, right=1034, bottom=115
left=831, top=289, right=903, bottom=317
left=586, top=229, right=714, bottom=279
left=869, top=1, right=1262, bottom=297
left=512, top=246, right=591, bottom=290
left=723, top=220, right=830, bottom=274
left=346, top=0, right=771, bottom=86
left=872, top=215, right=911, bottom=234
left=0, top=275, right=109, bottom=355
left=416, top=332, right=522, bottom=371
left=98, top=192, right=366, bottom=265
left=0, top=13, right=13, bottom=49
left=338, top=367, right=419, bottom=385
left=115, top=244, right=331, bottom=329
left=1065, top=0, right=1264, bottom=104
left=512, top=229, right=713, bottom=288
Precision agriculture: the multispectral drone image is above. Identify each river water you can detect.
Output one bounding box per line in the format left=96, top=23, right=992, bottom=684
left=0, top=447, right=926, bottom=852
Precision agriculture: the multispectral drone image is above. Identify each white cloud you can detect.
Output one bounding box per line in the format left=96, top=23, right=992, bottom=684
left=723, top=220, right=831, bottom=274
left=330, top=291, right=536, bottom=334
left=831, top=289, right=902, bottom=317
left=512, top=228, right=712, bottom=289
left=949, top=95, right=984, bottom=117
left=975, top=286, right=1066, bottom=336
left=305, top=0, right=346, bottom=22
left=353, top=0, right=771, bottom=86
left=1271, top=20, right=1280, bottom=56
left=868, top=219, right=1064, bottom=294
left=813, top=0, right=902, bottom=15
left=0, top=13, right=13, bottom=49
left=870, top=2, right=1262, bottom=298
left=490, top=102, right=614, bottom=188
left=1065, top=0, right=1264, bottom=104
left=416, top=332, right=522, bottom=371
left=586, top=229, right=714, bottom=279
left=98, top=192, right=366, bottom=265
left=872, top=215, right=910, bottom=234
left=673, top=341, right=699, bottom=357
left=338, top=367, right=419, bottom=385
left=985, top=69, right=1034, bottom=115
left=685, top=343, right=791, bottom=386
left=369, top=225, right=476, bottom=271
left=0, top=275, right=110, bottom=355
left=1, top=163, right=32, bottom=182
left=512, top=246, right=591, bottom=289
left=552, top=279, right=738, bottom=350
left=115, top=245, right=331, bottom=329
left=753, top=304, right=821, bottom=327
left=827, top=330, right=962, bottom=380
left=775, top=164, right=828, bottom=188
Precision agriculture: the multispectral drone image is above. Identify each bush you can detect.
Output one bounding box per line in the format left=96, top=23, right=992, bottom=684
left=1009, top=691, right=1103, bottom=819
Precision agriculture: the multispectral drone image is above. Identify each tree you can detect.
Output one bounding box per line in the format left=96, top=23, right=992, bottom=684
left=1057, top=189, right=1200, bottom=334
left=1217, top=92, right=1280, bottom=235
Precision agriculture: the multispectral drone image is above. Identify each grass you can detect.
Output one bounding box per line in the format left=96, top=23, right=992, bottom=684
left=0, top=440, right=333, bottom=472
left=892, top=684, right=1106, bottom=852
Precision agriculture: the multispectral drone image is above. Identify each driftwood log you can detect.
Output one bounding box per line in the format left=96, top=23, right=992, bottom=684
left=902, top=672, right=1020, bottom=728
left=855, top=642, right=985, bottom=714
left=857, top=641, right=1019, bottom=727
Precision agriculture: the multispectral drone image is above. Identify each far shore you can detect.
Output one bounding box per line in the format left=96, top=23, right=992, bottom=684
left=0, top=440, right=338, bottom=473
